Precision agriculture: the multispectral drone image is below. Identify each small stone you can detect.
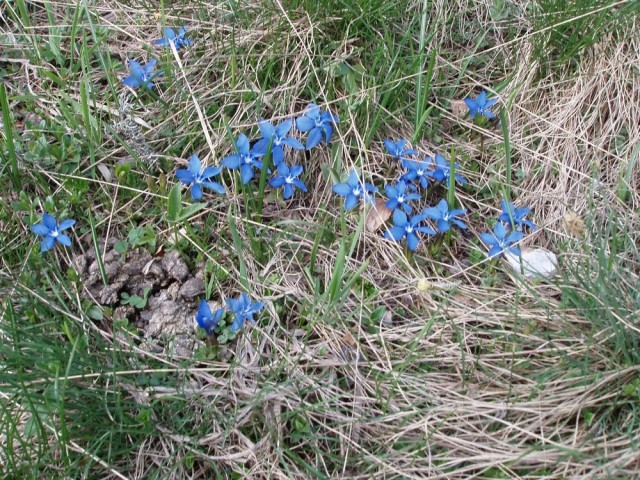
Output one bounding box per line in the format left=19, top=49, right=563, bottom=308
left=179, top=277, right=205, bottom=300
left=505, top=247, right=558, bottom=280
left=161, top=250, right=189, bottom=282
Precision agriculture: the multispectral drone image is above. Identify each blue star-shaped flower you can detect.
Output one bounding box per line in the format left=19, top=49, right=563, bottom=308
left=498, top=200, right=537, bottom=231
left=430, top=153, right=467, bottom=186
left=384, top=180, right=421, bottom=214
left=295, top=103, right=339, bottom=149
left=332, top=169, right=377, bottom=210
left=254, top=119, right=304, bottom=166
left=401, top=158, right=433, bottom=190
left=195, top=299, right=224, bottom=335
left=479, top=222, right=524, bottom=258
left=226, top=293, right=264, bottom=333
left=464, top=91, right=498, bottom=120
left=221, top=133, right=266, bottom=185
left=384, top=209, right=435, bottom=251
left=422, top=199, right=467, bottom=232
left=384, top=139, right=417, bottom=162
left=122, top=59, right=162, bottom=89
left=176, top=154, right=225, bottom=200
left=154, top=26, right=192, bottom=49
left=31, top=213, right=76, bottom=253
left=269, top=163, right=307, bottom=200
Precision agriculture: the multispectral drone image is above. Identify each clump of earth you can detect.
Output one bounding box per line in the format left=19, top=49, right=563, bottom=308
left=72, top=238, right=209, bottom=357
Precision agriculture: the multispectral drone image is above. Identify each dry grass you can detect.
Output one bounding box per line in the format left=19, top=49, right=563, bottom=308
left=1, top=0, right=640, bottom=478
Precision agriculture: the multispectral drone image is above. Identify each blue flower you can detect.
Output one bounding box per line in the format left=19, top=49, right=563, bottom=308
left=401, top=158, right=433, bottom=190
left=464, top=91, right=498, bottom=120
left=384, top=180, right=421, bottom=214
left=384, top=209, right=435, bottom=251
left=122, top=59, right=162, bottom=89
left=176, top=154, right=225, bottom=200
left=430, top=153, right=467, bottom=186
left=154, top=26, right=192, bottom=50
left=422, top=199, right=467, bottom=232
left=498, top=200, right=537, bottom=231
left=269, top=163, right=307, bottom=199
left=221, top=133, right=266, bottom=184
left=332, top=169, right=377, bottom=210
left=254, top=119, right=305, bottom=166
left=479, top=222, right=524, bottom=258
left=195, top=299, right=224, bottom=335
left=295, top=103, right=339, bottom=149
left=31, top=213, right=76, bottom=252
left=384, top=139, right=417, bottom=162
left=226, top=293, right=264, bottom=333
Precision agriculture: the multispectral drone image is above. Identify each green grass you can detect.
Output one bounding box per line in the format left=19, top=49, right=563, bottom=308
left=1, top=0, right=640, bottom=478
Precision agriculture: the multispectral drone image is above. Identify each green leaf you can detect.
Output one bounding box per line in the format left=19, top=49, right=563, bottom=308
left=176, top=202, right=206, bottom=223
left=167, top=184, right=182, bottom=222
left=87, top=305, right=104, bottom=321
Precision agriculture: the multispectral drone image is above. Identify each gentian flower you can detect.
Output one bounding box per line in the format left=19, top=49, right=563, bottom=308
left=195, top=299, right=224, bottom=335
left=254, top=119, right=304, bottom=167
left=221, top=133, right=265, bottom=184
left=122, top=59, right=162, bottom=89
left=295, top=103, right=339, bottom=149
left=430, top=153, right=467, bottom=185
left=31, top=213, right=76, bottom=252
left=226, top=293, right=264, bottom=333
left=269, top=163, right=307, bottom=199
left=498, top=200, right=537, bottom=231
left=332, top=169, right=377, bottom=210
left=479, top=222, right=524, bottom=258
left=384, top=180, right=421, bottom=214
left=384, top=209, right=435, bottom=251
left=384, top=139, right=417, bottom=162
left=422, top=199, right=467, bottom=232
left=154, top=26, right=192, bottom=50
left=401, top=158, right=432, bottom=190
left=464, top=91, right=498, bottom=120
left=176, top=154, right=225, bottom=200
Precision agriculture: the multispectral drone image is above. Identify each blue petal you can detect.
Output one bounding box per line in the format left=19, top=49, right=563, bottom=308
left=58, top=219, right=76, bottom=231
left=347, top=169, right=359, bottom=187
left=477, top=91, right=487, bottom=104
left=383, top=139, right=397, bottom=155
left=56, top=234, right=72, bottom=246
left=392, top=208, right=408, bottom=226
left=163, top=27, right=177, bottom=41
left=289, top=165, right=303, bottom=177
left=196, top=299, right=212, bottom=327
left=201, top=181, right=225, bottom=195
left=31, top=223, right=51, bottom=236
left=415, top=226, right=436, bottom=235
left=122, top=76, right=141, bottom=88
left=154, top=38, right=169, bottom=47
left=269, top=176, right=285, bottom=188
left=271, top=146, right=284, bottom=166
left=406, top=232, right=419, bottom=251
left=144, top=58, right=158, bottom=73
left=240, top=163, right=254, bottom=184
left=41, top=236, right=55, bottom=252
left=452, top=219, right=467, bottom=230
left=236, top=133, right=250, bottom=154
left=296, top=116, right=315, bottom=132
left=258, top=120, right=275, bottom=139
left=176, top=169, right=195, bottom=184
left=305, top=127, right=322, bottom=149
left=480, top=232, right=499, bottom=246
left=437, top=219, right=450, bottom=232
left=344, top=194, right=358, bottom=210
left=128, top=60, right=144, bottom=77
left=386, top=226, right=406, bottom=241
left=42, top=213, right=57, bottom=230
left=281, top=137, right=304, bottom=150
left=201, top=166, right=222, bottom=179
left=191, top=183, right=203, bottom=200
left=332, top=183, right=351, bottom=197
left=385, top=199, right=399, bottom=210
left=188, top=154, right=201, bottom=175
left=283, top=184, right=294, bottom=199
left=293, top=179, right=307, bottom=192
left=322, top=124, right=334, bottom=143
left=488, top=245, right=503, bottom=258
left=275, top=119, right=292, bottom=137
left=422, top=207, right=441, bottom=220
left=222, top=154, right=241, bottom=170
left=494, top=222, right=508, bottom=239
left=230, top=315, right=244, bottom=333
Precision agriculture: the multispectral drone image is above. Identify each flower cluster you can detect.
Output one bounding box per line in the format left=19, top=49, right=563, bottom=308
left=333, top=138, right=469, bottom=251
left=480, top=200, right=537, bottom=258
left=195, top=294, right=264, bottom=336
